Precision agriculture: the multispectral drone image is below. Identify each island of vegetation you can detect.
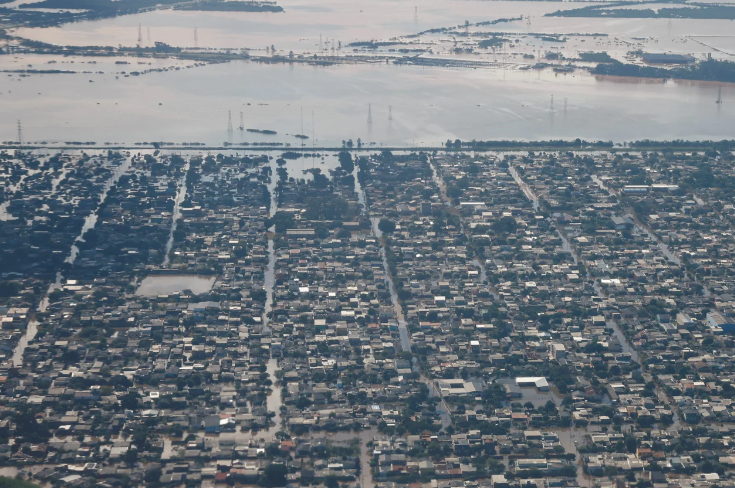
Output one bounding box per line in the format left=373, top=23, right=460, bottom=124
left=591, top=58, right=735, bottom=83
left=9, top=0, right=283, bottom=28
left=247, top=129, right=278, bottom=135
left=547, top=2, right=735, bottom=19
left=175, top=1, right=283, bottom=12
left=0, top=477, right=41, bottom=488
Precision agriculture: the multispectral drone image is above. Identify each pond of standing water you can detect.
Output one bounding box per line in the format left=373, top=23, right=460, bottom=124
left=135, top=275, right=216, bottom=296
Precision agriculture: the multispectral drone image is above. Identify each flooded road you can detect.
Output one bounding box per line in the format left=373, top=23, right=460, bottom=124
left=11, top=272, right=61, bottom=367
left=352, top=161, right=367, bottom=215
left=163, top=159, right=190, bottom=266
left=0, top=166, right=39, bottom=222
left=263, top=157, right=279, bottom=330
left=11, top=156, right=133, bottom=368
left=430, top=157, right=490, bottom=289
left=508, top=164, right=540, bottom=211
left=371, top=217, right=410, bottom=353
left=66, top=156, right=133, bottom=264
left=265, top=357, right=282, bottom=433
left=591, top=174, right=711, bottom=297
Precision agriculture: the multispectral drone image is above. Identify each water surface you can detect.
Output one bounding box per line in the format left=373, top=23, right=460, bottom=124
left=135, top=274, right=216, bottom=296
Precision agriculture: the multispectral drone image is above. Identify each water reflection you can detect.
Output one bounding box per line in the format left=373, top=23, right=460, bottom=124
left=2, top=62, right=733, bottom=147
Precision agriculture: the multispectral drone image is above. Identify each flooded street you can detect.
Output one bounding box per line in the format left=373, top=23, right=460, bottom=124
left=591, top=174, right=711, bottom=298
left=430, top=157, right=490, bottom=289
left=0, top=168, right=38, bottom=221
left=264, top=357, right=282, bottom=433
left=66, top=156, right=133, bottom=264
left=371, top=217, right=410, bottom=353
left=10, top=156, right=134, bottom=368
left=509, top=164, right=540, bottom=211
left=11, top=272, right=61, bottom=367
left=511, top=164, right=644, bottom=366
left=163, top=159, right=190, bottom=266
left=263, top=156, right=279, bottom=331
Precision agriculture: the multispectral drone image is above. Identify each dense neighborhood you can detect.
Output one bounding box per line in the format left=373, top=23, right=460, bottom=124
left=1, top=147, right=735, bottom=488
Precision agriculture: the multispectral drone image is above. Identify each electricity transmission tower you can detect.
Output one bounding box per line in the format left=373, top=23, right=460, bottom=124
left=367, top=104, right=372, bottom=124
left=227, top=111, right=233, bottom=132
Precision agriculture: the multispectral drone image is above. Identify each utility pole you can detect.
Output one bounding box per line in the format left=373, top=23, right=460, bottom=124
left=239, top=111, right=244, bottom=130
left=137, top=24, right=142, bottom=46
left=227, top=111, right=233, bottom=132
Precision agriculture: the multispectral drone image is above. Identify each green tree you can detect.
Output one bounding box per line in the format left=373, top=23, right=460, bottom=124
left=378, top=218, right=396, bottom=234
left=260, top=463, right=287, bottom=487
left=121, top=392, right=139, bottom=410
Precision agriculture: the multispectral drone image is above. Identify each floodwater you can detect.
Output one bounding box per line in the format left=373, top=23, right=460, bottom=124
left=66, top=156, right=133, bottom=263
left=163, top=159, right=190, bottom=266
left=371, top=217, right=410, bottom=352
left=11, top=272, right=61, bottom=367
left=12, top=0, right=582, bottom=51
left=5, top=0, right=735, bottom=146
left=264, top=357, right=282, bottom=433
left=263, top=156, right=278, bottom=331
left=135, top=274, right=216, bottom=296
left=10, top=156, right=132, bottom=368
left=3, top=60, right=734, bottom=147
